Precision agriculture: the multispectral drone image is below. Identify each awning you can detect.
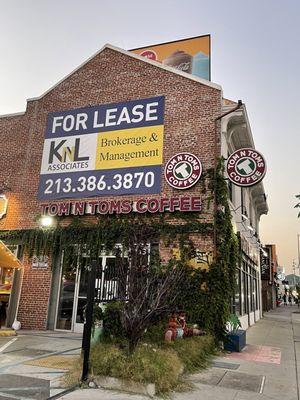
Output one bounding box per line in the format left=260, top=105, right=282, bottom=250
left=0, top=241, right=22, bottom=269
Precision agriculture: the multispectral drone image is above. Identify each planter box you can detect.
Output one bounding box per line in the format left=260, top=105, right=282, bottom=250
left=224, top=329, right=246, bottom=352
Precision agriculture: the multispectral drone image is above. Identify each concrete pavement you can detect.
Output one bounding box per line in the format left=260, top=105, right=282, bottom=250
left=0, top=305, right=299, bottom=399
left=60, top=305, right=300, bottom=399
left=0, top=330, right=82, bottom=399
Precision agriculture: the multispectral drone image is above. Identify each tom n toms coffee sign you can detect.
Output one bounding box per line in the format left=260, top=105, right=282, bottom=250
left=41, top=196, right=202, bottom=216
left=226, top=148, right=266, bottom=187
left=164, top=153, right=202, bottom=189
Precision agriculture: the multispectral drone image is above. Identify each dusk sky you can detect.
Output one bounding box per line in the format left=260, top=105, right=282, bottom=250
left=0, top=0, right=299, bottom=272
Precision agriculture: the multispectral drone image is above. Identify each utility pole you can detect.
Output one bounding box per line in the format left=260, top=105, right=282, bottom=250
left=293, top=260, right=296, bottom=287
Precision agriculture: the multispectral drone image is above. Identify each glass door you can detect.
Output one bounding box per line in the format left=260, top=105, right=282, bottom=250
left=73, top=255, right=122, bottom=333
left=73, top=257, right=103, bottom=333
left=56, top=249, right=126, bottom=332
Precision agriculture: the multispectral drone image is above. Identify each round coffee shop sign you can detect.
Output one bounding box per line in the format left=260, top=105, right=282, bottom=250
left=226, top=148, right=266, bottom=187
left=164, top=152, right=202, bottom=189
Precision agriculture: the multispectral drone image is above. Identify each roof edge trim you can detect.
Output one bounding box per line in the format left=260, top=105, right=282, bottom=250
left=0, top=111, right=25, bottom=119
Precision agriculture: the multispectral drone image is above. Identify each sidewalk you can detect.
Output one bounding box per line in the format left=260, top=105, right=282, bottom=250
left=59, top=305, right=300, bottom=400
left=0, top=330, right=82, bottom=399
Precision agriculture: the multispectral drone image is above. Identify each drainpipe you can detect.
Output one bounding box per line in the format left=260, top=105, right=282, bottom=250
left=213, top=100, right=243, bottom=258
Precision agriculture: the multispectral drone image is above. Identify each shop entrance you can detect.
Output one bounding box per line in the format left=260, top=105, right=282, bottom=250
left=55, top=252, right=121, bottom=333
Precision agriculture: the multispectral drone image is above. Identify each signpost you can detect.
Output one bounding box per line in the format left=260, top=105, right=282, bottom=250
left=81, top=259, right=97, bottom=382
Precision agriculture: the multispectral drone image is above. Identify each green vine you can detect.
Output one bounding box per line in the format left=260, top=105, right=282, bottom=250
left=0, top=158, right=238, bottom=342
left=173, top=158, right=239, bottom=341
left=0, top=214, right=213, bottom=263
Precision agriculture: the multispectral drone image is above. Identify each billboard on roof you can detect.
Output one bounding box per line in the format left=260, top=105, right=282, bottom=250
left=130, top=35, right=211, bottom=81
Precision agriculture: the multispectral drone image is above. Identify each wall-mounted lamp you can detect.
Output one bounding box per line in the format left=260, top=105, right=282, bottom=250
left=40, top=216, right=54, bottom=228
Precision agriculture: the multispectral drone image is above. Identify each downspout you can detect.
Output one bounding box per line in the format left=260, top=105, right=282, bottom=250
left=213, top=100, right=243, bottom=258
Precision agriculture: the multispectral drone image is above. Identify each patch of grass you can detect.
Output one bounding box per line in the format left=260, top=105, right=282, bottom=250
left=90, top=335, right=216, bottom=393
left=90, top=342, right=182, bottom=393
left=128, top=345, right=182, bottom=393
left=90, top=343, right=127, bottom=377
left=62, top=357, right=82, bottom=388
left=170, top=335, right=216, bottom=373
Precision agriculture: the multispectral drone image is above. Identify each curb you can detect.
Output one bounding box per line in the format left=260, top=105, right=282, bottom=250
left=47, top=385, right=79, bottom=400
left=94, top=376, right=156, bottom=398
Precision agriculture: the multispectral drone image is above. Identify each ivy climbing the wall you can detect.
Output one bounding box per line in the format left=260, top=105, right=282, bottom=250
left=0, top=157, right=238, bottom=344
left=173, top=158, right=239, bottom=341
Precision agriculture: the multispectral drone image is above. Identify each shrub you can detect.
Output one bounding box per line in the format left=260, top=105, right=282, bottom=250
left=171, top=335, right=215, bottom=373
left=90, top=343, right=127, bottom=377
left=90, top=335, right=216, bottom=393
left=90, top=342, right=182, bottom=393
left=129, top=346, right=182, bottom=393
left=102, top=301, right=124, bottom=341
left=143, top=318, right=167, bottom=344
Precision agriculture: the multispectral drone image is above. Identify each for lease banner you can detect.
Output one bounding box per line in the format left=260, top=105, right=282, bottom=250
left=38, top=96, right=165, bottom=201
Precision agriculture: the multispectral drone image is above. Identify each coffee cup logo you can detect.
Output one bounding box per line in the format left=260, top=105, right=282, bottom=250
left=226, top=148, right=266, bottom=187
left=162, top=50, right=193, bottom=74
left=165, top=153, right=202, bottom=189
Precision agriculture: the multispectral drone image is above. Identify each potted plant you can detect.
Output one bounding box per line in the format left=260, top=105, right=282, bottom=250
left=223, top=314, right=246, bottom=352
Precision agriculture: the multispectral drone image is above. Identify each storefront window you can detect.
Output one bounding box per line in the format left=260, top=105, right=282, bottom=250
left=255, top=273, right=259, bottom=310
left=240, top=269, right=244, bottom=315
left=56, top=262, right=76, bottom=330
left=243, top=263, right=248, bottom=315
left=250, top=272, right=254, bottom=312
left=234, top=269, right=241, bottom=315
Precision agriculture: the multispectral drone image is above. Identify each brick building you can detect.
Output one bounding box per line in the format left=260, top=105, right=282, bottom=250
left=0, top=44, right=267, bottom=332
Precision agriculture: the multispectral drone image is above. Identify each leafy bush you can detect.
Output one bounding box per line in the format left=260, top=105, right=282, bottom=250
left=102, top=301, right=124, bottom=340
left=143, top=318, right=168, bottom=344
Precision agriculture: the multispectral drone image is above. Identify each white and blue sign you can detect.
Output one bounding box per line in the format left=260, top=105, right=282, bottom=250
left=38, top=96, right=165, bottom=200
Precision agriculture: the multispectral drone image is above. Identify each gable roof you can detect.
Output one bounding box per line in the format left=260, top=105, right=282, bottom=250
left=27, top=43, right=221, bottom=102
left=0, top=43, right=222, bottom=119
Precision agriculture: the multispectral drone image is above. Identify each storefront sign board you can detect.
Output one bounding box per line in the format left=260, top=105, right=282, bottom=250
left=41, top=196, right=202, bottom=216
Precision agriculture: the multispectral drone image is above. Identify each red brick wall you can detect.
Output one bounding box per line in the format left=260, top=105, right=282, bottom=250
left=17, top=259, right=52, bottom=330
left=0, top=47, right=222, bottom=329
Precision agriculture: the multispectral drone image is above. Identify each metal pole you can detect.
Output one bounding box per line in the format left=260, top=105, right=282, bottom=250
left=293, top=260, right=296, bottom=288
left=81, top=259, right=97, bottom=382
